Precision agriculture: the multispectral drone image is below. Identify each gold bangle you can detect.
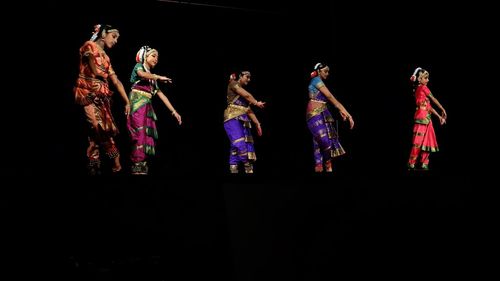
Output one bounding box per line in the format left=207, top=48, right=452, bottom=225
left=171, top=111, right=176, bottom=116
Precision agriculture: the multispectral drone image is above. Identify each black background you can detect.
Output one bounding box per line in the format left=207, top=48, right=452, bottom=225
left=32, top=0, right=471, bottom=177
left=4, top=1, right=484, bottom=280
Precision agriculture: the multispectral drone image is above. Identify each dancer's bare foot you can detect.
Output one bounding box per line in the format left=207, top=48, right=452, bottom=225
left=325, top=160, right=332, bottom=172
left=314, top=164, right=323, bottom=173
left=112, top=158, right=122, bottom=173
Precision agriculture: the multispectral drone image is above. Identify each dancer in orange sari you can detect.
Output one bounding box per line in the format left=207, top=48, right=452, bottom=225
left=73, top=24, right=130, bottom=175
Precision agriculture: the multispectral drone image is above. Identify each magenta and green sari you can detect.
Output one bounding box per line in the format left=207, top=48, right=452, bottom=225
left=127, top=63, right=159, bottom=175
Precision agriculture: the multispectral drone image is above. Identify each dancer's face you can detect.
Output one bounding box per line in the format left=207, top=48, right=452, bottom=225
left=146, top=52, right=159, bottom=68
left=419, top=74, right=429, bottom=85
left=239, top=73, right=251, bottom=86
left=103, top=31, right=119, bottom=49
left=319, top=66, right=330, bottom=79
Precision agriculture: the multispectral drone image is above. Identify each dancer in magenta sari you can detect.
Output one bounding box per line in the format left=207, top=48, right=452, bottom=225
left=306, top=63, right=354, bottom=172
left=73, top=24, right=130, bottom=175
left=407, top=67, right=447, bottom=170
left=223, top=71, right=265, bottom=173
left=127, top=46, right=182, bottom=175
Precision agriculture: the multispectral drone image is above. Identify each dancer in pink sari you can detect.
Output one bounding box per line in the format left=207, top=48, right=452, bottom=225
left=407, top=67, right=447, bottom=170
left=127, top=46, right=182, bottom=175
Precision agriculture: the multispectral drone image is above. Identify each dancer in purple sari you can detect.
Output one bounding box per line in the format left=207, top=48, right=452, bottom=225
left=306, top=63, right=354, bottom=172
left=127, top=46, right=182, bottom=175
left=223, top=71, right=265, bottom=173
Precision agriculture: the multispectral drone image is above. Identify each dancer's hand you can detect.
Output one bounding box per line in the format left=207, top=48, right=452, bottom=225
left=254, top=101, right=265, bottom=108
left=441, top=109, right=447, bottom=120
left=256, top=123, right=262, bottom=136
left=347, top=115, right=354, bottom=129
left=172, top=111, right=182, bottom=125
left=125, top=104, right=131, bottom=116
left=157, top=75, right=172, bottom=83
left=340, top=111, right=354, bottom=129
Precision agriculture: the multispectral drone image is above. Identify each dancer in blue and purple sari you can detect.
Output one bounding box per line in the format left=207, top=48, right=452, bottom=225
left=127, top=46, right=182, bottom=175
left=223, top=71, right=265, bottom=173
left=307, top=63, right=354, bottom=172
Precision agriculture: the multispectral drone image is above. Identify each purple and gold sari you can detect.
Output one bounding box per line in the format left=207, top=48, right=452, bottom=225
left=223, top=82, right=256, bottom=170
left=306, top=77, right=345, bottom=166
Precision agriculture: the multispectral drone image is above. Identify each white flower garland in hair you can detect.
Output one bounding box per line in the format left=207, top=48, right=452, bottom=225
left=90, top=24, right=101, bottom=41
left=136, top=46, right=146, bottom=63
left=410, top=67, right=421, bottom=81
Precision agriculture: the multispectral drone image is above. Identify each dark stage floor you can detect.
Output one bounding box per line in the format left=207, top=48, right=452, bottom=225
left=2, top=173, right=479, bottom=280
